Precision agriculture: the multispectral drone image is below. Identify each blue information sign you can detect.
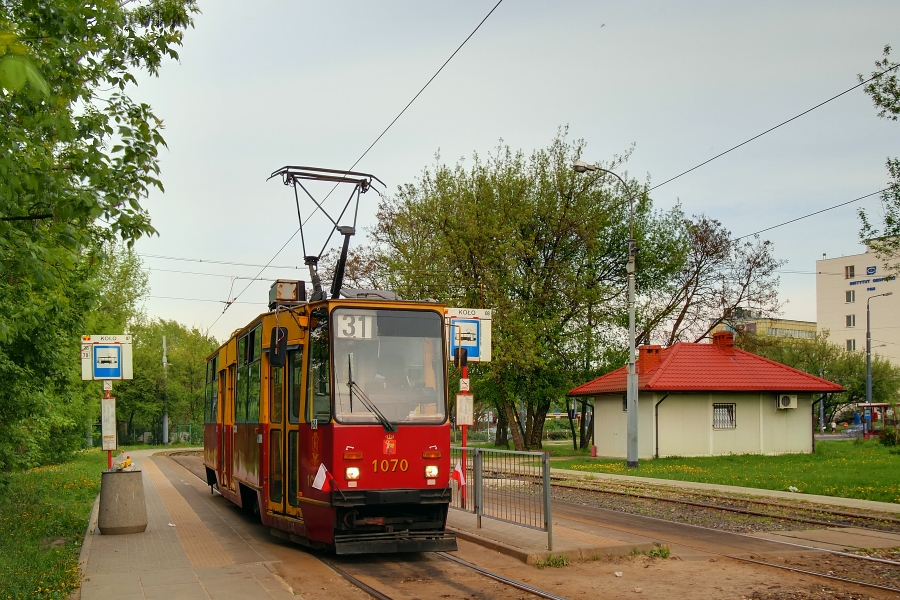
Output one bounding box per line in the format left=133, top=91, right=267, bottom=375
left=449, top=318, right=481, bottom=360
left=93, top=345, right=122, bottom=379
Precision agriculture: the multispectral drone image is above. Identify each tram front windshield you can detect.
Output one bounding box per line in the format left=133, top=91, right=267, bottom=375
left=333, top=308, right=446, bottom=425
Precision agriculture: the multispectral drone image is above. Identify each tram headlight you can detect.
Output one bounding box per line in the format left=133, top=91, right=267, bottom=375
left=345, top=467, right=360, bottom=481
left=424, top=465, right=439, bottom=478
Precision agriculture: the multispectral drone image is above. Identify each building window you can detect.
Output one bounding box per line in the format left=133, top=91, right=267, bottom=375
left=713, top=403, right=736, bottom=429
left=845, top=265, right=855, bottom=279
left=846, top=314, right=856, bottom=327
left=622, top=396, right=627, bottom=412
left=846, top=339, right=856, bottom=351
left=846, top=290, right=855, bottom=303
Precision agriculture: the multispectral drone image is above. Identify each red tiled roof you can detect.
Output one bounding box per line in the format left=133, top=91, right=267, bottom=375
left=568, top=341, right=844, bottom=396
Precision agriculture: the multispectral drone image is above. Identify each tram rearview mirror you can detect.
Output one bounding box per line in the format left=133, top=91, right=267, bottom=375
left=270, top=327, right=288, bottom=367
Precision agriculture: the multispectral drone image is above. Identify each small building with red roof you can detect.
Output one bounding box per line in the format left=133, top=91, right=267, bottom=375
left=568, top=331, right=843, bottom=459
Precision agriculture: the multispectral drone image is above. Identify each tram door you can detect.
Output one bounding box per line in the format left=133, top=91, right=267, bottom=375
left=266, top=358, right=285, bottom=514
left=222, top=364, right=236, bottom=491
left=267, top=348, right=304, bottom=518
left=285, top=348, right=305, bottom=518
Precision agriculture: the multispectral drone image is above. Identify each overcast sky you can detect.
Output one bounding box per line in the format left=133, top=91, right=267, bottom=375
left=128, top=0, right=900, bottom=341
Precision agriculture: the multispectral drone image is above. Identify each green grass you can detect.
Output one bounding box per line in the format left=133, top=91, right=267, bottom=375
left=553, top=440, right=900, bottom=504
left=0, top=449, right=106, bottom=599
left=455, top=439, right=593, bottom=458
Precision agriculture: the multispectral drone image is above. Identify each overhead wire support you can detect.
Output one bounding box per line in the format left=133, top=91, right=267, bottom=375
left=202, top=2, right=504, bottom=335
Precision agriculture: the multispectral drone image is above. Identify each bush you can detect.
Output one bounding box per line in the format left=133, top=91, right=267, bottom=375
left=879, top=426, right=900, bottom=447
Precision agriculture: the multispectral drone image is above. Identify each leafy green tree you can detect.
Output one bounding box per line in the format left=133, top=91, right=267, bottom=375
left=114, top=319, right=216, bottom=443
left=361, top=132, right=688, bottom=449
left=858, top=46, right=900, bottom=268
left=0, top=0, right=196, bottom=471
left=735, top=331, right=900, bottom=424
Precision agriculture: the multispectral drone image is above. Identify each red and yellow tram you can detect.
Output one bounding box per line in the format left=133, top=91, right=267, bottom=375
left=202, top=287, right=457, bottom=553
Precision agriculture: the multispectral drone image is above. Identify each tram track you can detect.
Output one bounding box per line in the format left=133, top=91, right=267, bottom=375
left=556, top=500, right=900, bottom=595
left=167, top=452, right=569, bottom=599
left=550, top=477, right=900, bottom=532
left=167, top=452, right=900, bottom=597
left=322, top=552, right=569, bottom=600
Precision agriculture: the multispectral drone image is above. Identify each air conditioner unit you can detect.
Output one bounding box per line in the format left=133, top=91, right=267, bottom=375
left=777, top=394, right=798, bottom=410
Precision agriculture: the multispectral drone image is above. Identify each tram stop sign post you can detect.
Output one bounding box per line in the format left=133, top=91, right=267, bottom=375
left=81, top=335, right=133, bottom=469
left=445, top=309, right=491, bottom=509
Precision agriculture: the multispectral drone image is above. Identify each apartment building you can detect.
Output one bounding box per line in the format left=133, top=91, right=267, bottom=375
left=712, top=308, right=817, bottom=340
left=816, top=248, right=900, bottom=364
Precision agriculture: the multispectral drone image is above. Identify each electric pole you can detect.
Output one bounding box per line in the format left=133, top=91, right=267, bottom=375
left=162, top=335, right=169, bottom=445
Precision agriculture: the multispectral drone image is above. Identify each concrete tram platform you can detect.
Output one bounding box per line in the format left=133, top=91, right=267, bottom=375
left=76, top=449, right=294, bottom=600
left=447, top=509, right=658, bottom=565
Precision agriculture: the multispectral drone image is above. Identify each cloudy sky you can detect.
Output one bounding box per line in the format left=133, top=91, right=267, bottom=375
left=129, top=1, right=899, bottom=341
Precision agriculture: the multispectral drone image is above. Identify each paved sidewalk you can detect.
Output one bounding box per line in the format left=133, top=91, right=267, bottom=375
left=77, top=450, right=294, bottom=600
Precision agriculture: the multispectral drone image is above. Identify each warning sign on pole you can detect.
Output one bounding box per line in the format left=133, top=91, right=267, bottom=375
left=101, top=397, right=117, bottom=451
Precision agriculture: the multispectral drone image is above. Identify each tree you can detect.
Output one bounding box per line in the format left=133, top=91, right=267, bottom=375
left=735, top=331, right=900, bottom=424
left=858, top=46, right=900, bottom=268
left=364, top=132, right=690, bottom=449
left=0, top=1, right=197, bottom=472
left=640, top=216, right=782, bottom=345
left=114, top=319, right=217, bottom=443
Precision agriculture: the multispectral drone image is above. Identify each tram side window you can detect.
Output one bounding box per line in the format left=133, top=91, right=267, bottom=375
left=205, top=356, right=218, bottom=424
left=307, top=308, right=332, bottom=423
left=247, top=326, right=261, bottom=423
left=236, top=335, right=248, bottom=424
left=271, top=365, right=283, bottom=424
left=288, top=348, right=304, bottom=424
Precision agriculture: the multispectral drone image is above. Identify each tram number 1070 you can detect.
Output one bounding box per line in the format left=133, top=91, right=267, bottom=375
left=373, top=459, right=409, bottom=473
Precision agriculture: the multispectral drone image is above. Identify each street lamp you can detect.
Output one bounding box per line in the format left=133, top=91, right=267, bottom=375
left=572, top=160, right=639, bottom=467
left=866, top=292, right=893, bottom=409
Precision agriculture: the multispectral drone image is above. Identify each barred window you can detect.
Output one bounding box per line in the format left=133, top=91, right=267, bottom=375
left=713, top=403, right=736, bottom=429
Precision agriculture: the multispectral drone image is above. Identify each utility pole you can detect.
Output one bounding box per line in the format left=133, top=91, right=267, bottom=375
left=819, top=369, right=825, bottom=434
left=866, top=292, right=892, bottom=434
left=572, top=161, right=639, bottom=467
left=162, top=335, right=169, bottom=445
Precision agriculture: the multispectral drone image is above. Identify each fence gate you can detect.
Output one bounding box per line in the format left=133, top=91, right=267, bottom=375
left=449, top=446, right=552, bottom=550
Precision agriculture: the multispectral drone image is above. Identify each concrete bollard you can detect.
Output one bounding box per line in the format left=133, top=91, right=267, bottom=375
left=98, top=470, right=148, bottom=535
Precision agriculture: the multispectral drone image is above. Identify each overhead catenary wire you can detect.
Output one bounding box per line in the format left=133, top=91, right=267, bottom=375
left=203, top=1, right=505, bottom=336
left=650, top=63, right=900, bottom=192
left=148, top=295, right=257, bottom=305
left=733, top=189, right=886, bottom=241
left=138, top=253, right=305, bottom=270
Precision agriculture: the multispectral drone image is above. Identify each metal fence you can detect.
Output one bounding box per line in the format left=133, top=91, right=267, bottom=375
left=449, top=446, right=552, bottom=550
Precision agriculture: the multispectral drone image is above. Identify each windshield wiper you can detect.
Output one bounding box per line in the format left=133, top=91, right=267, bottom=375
left=347, top=354, right=395, bottom=432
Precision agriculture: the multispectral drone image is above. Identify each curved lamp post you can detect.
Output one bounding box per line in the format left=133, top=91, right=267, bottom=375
left=572, top=160, right=639, bottom=467
left=866, top=292, right=893, bottom=412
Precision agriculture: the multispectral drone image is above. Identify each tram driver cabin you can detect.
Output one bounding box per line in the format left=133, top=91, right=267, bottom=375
left=569, top=331, right=843, bottom=458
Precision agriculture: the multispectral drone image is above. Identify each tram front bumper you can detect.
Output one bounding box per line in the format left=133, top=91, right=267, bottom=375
left=334, top=530, right=457, bottom=554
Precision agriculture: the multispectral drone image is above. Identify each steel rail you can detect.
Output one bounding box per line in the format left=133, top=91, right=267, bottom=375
left=551, top=481, right=840, bottom=527
left=319, top=558, right=394, bottom=600
left=436, top=552, right=569, bottom=600
left=552, top=476, right=900, bottom=525
left=557, top=505, right=900, bottom=594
